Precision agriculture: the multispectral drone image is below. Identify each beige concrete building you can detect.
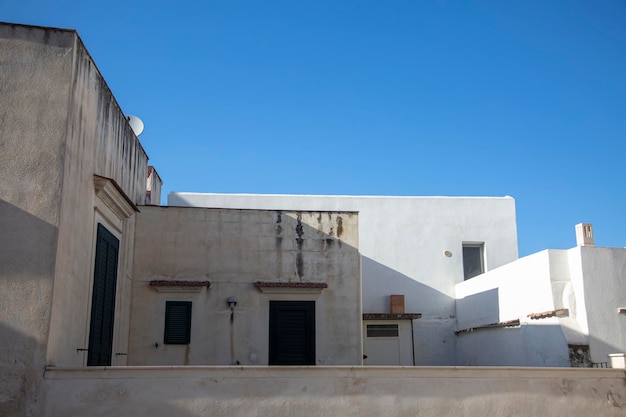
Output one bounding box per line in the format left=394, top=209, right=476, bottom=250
left=129, top=207, right=361, bottom=367
left=2, top=22, right=626, bottom=417
left=0, top=22, right=158, bottom=415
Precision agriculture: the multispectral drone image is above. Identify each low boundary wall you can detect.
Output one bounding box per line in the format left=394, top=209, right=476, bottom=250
left=43, top=366, right=626, bottom=417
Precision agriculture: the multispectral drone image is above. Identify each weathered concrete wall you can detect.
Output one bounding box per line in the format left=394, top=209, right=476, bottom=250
left=0, top=24, right=77, bottom=417
left=168, top=193, right=519, bottom=365
left=0, top=23, right=152, bottom=416
left=46, top=24, right=149, bottom=369
left=41, top=366, right=626, bottom=417
left=130, top=206, right=361, bottom=366
left=145, top=166, right=162, bottom=205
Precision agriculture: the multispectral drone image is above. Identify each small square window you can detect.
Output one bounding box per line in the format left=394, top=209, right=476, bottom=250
left=164, top=301, right=192, bottom=344
left=462, top=243, right=484, bottom=280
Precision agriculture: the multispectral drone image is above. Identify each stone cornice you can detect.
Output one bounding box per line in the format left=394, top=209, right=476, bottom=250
left=149, top=280, right=211, bottom=293
left=254, top=281, right=328, bottom=294
left=362, top=313, right=422, bottom=320
left=94, top=175, right=139, bottom=220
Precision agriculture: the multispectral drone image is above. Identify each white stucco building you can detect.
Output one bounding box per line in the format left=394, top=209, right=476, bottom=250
left=169, top=193, right=626, bottom=369
left=456, top=240, right=626, bottom=367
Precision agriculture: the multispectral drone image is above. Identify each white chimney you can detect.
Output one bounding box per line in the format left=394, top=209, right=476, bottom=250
left=575, top=223, right=594, bottom=247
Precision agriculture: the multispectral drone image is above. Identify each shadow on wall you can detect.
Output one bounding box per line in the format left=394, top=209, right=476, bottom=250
left=455, top=288, right=500, bottom=330
left=361, top=256, right=457, bottom=365
left=0, top=199, right=58, bottom=416
left=456, top=323, right=626, bottom=367
left=361, top=256, right=455, bottom=316
left=0, top=198, right=58, bottom=279
left=456, top=323, right=570, bottom=366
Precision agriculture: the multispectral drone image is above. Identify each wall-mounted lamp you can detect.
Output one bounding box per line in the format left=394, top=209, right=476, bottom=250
left=227, top=296, right=238, bottom=311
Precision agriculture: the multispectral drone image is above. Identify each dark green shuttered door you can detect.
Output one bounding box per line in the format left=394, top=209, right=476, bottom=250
left=269, top=301, right=315, bottom=365
left=87, top=224, right=119, bottom=366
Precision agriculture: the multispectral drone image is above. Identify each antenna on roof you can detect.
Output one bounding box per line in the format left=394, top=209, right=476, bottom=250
left=126, top=115, right=144, bottom=137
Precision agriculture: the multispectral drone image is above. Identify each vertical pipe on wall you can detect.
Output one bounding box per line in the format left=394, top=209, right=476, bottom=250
left=411, top=321, right=416, bottom=366
left=230, top=308, right=235, bottom=365
left=227, top=297, right=238, bottom=365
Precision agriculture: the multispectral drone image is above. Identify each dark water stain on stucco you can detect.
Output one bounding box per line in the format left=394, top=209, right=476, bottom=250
left=296, top=213, right=304, bottom=279
left=275, top=211, right=283, bottom=249
left=275, top=211, right=283, bottom=277
left=296, top=213, right=304, bottom=240
left=607, top=390, right=624, bottom=408
left=296, top=252, right=304, bottom=279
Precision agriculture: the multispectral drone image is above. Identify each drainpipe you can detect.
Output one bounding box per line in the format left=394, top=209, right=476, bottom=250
left=227, top=297, right=238, bottom=365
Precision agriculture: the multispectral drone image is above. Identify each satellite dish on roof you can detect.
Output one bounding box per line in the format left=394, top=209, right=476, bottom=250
left=126, top=115, right=144, bottom=137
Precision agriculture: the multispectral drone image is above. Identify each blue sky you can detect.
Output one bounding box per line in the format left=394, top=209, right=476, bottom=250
left=3, top=1, right=625, bottom=256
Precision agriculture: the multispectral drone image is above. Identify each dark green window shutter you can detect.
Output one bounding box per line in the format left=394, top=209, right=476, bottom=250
left=87, top=224, right=119, bottom=366
left=269, top=301, right=315, bottom=365
left=164, top=301, right=192, bottom=344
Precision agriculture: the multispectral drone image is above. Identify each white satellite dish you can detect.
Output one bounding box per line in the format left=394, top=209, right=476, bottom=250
left=126, top=115, right=144, bottom=137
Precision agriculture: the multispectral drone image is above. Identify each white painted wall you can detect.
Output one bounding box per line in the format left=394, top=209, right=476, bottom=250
left=456, top=251, right=560, bottom=329
left=455, top=246, right=626, bottom=366
left=575, top=246, right=626, bottom=363
left=456, top=322, right=571, bottom=366
left=455, top=250, right=577, bottom=366
left=169, top=193, right=519, bottom=365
